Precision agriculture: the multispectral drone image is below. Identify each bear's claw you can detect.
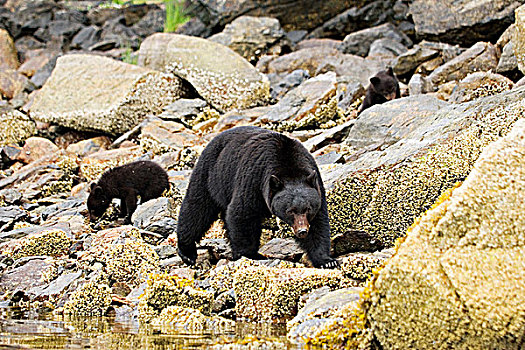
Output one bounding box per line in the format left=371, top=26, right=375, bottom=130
left=178, top=246, right=197, bottom=266
left=320, top=259, right=340, bottom=269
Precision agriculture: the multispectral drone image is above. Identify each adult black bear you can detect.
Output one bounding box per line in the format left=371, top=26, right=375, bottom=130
left=177, top=126, right=338, bottom=268
left=87, top=160, right=169, bottom=224
left=359, top=67, right=400, bottom=113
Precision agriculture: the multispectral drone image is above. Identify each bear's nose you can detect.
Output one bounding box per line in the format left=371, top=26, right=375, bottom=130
left=295, top=228, right=308, bottom=239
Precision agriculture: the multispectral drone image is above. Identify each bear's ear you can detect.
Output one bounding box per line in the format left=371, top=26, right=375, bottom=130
left=92, top=185, right=104, bottom=197
left=370, top=76, right=381, bottom=88
left=307, top=170, right=322, bottom=195
left=89, top=182, right=97, bottom=192
left=386, top=67, right=394, bottom=76
left=263, top=175, right=283, bottom=213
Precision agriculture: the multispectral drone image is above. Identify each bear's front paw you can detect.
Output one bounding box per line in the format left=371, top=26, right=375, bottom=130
left=178, top=244, right=197, bottom=266
left=320, top=259, right=340, bottom=269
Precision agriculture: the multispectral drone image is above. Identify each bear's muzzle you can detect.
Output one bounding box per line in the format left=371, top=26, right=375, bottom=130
left=293, top=213, right=309, bottom=239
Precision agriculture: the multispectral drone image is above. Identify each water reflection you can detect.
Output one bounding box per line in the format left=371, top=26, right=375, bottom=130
left=0, top=307, right=297, bottom=349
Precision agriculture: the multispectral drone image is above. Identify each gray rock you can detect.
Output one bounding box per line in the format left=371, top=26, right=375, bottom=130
left=449, top=71, right=513, bottom=104
left=315, top=151, right=345, bottom=166
left=259, top=238, right=304, bottom=261
left=368, top=38, right=408, bottom=58
left=71, top=25, right=102, bottom=50
left=331, top=229, right=384, bottom=256
left=160, top=98, right=208, bottom=125
left=0, top=189, right=21, bottom=204
left=497, top=41, right=522, bottom=81
left=26, top=271, right=82, bottom=301
left=200, top=238, right=233, bottom=261
left=0, top=205, right=26, bottom=231
left=339, top=23, right=412, bottom=57
left=408, top=73, right=433, bottom=95
left=132, top=197, right=178, bottom=238
left=138, top=33, right=270, bottom=113
left=393, top=45, right=439, bottom=76
left=212, top=289, right=236, bottom=313
left=303, top=121, right=355, bottom=153
left=428, top=42, right=498, bottom=86
left=208, top=16, right=287, bottom=64
left=0, top=257, right=51, bottom=294
left=267, top=69, right=310, bottom=101
left=30, top=54, right=183, bottom=135
left=409, top=0, right=519, bottom=47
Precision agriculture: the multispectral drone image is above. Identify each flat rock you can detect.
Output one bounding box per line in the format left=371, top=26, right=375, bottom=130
left=0, top=68, right=28, bottom=99
left=427, top=42, right=498, bottom=86
left=338, top=23, right=412, bottom=57
left=0, top=257, right=51, bottom=293
left=449, top=71, right=513, bottom=103
left=393, top=45, right=439, bottom=76
left=409, top=0, right=519, bottom=46
left=29, top=54, right=184, bottom=135
left=259, top=238, right=304, bottom=261
left=17, top=136, right=59, bottom=164
left=367, top=119, right=525, bottom=349
left=137, top=33, right=270, bottom=113
left=132, top=197, right=178, bottom=238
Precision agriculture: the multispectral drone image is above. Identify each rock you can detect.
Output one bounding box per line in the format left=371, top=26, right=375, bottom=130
left=259, top=238, right=304, bottom=261
left=66, top=136, right=111, bottom=157
left=315, top=151, right=345, bottom=166
left=70, top=25, right=102, bottom=50
left=17, top=50, right=56, bottom=77
left=25, top=271, right=82, bottom=301
left=132, top=197, right=178, bottom=238
left=212, top=289, right=236, bottom=314
left=0, top=188, right=22, bottom=205
left=100, top=16, right=140, bottom=50
left=497, top=41, right=522, bottom=81
left=338, top=23, right=412, bottom=57
left=200, top=238, right=233, bottom=262
left=287, top=287, right=363, bottom=343
left=0, top=205, right=26, bottom=231
left=208, top=16, right=287, bottom=64
left=2, top=228, right=71, bottom=260
left=0, top=257, right=51, bottom=294
left=306, top=0, right=400, bottom=39
left=0, top=68, right=28, bottom=99
left=325, top=87, right=525, bottom=247
left=0, top=110, right=36, bottom=146
left=295, top=38, right=341, bottom=51
left=234, top=264, right=348, bottom=321
left=340, top=251, right=393, bottom=280
left=154, top=244, right=178, bottom=260
left=330, top=229, right=384, bottom=257
left=138, top=117, right=199, bottom=154
left=29, top=54, right=183, bottom=135
left=409, top=0, right=519, bottom=47
left=187, top=0, right=366, bottom=33
left=408, top=73, right=433, bottom=95
left=449, top=72, right=513, bottom=103
left=0, top=28, right=19, bottom=70
left=161, top=98, right=207, bottom=124
left=260, top=47, right=387, bottom=87
left=367, top=38, right=408, bottom=58
left=255, top=72, right=338, bottom=131
left=17, top=136, right=59, bottom=163
left=367, top=118, right=525, bottom=349
left=513, top=5, right=525, bottom=75
left=138, top=33, right=270, bottom=113
left=30, top=53, right=59, bottom=89
left=393, top=45, right=439, bottom=76
left=303, top=120, right=355, bottom=153
left=428, top=42, right=498, bottom=86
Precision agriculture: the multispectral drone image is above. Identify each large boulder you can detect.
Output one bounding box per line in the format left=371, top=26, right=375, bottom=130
left=367, top=118, right=525, bottom=349
left=29, top=54, right=184, bottom=135
left=514, top=4, right=525, bottom=74
left=324, top=86, right=525, bottom=247
left=0, top=29, right=19, bottom=70
left=409, top=0, right=520, bottom=47
left=137, top=33, right=270, bottom=113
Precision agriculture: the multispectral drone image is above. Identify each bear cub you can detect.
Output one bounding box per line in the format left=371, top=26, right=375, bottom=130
left=87, top=160, right=169, bottom=224
left=359, top=67, right=400, bottom=114
left=177, top=126, right=338, bottom=269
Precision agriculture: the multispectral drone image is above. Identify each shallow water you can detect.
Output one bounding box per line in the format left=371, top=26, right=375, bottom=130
left=0, top=307, right=300, bottom=349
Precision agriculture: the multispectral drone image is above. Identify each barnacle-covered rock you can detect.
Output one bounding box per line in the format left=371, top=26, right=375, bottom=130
left=138, top=33, right=270, bottom=113
left=137, top=273, right=213, bottom=322
left=340, top=252, right=390, bottom=281
left=63, top=279, right=112, bottom=316
left=326, top=87, right=525, bottom=247
left=0, top=110, right=36, bottom=146
left=151, top=305, right=234, bottom=333
left=234, top=264, right=352, bottom=322
left=365, top=118, right=525, bottom=349
left=29, top=54, right=183, bottom=135
left=8, top=228, right=72, bottom=260
left=449, top=71, right=513, bottom=103
left=211, top=336, right=288, bottom=350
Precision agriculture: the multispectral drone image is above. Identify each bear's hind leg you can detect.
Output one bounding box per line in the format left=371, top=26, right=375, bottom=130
left=177, top=189, right=220, bottom=266
left=225, top=207, right=265, bottom=261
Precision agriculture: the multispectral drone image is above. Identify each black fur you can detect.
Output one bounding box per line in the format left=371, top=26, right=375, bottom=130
left=87, top=160, right=169, bottom=223
left=359, top=67, right=400, bottom=114
left=177, top=126, right=337, bottom=268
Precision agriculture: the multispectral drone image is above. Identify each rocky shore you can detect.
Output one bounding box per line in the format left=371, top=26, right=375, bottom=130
left=1, top=0, right=524, bottom=348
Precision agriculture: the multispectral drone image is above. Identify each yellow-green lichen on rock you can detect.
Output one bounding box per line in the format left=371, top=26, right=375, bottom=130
left=234, top=264, right=350, bottom=322
left=29, top=54, right=183, bottom=135
left=0, top=110, right=36, bottom=146
left=63, top=279, right=112, bottom=316
left=138, top=274, right=213, bottom=322
left=326, top=88, right=525, bottom=248
left=365, top=118, right=525, bottom=349
left=8, top=228, right=72, bottom=260
left=138, top=33, right=270, bottom=113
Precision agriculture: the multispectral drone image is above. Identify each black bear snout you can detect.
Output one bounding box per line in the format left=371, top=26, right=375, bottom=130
left=295, top=228, right=308, bottom=239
